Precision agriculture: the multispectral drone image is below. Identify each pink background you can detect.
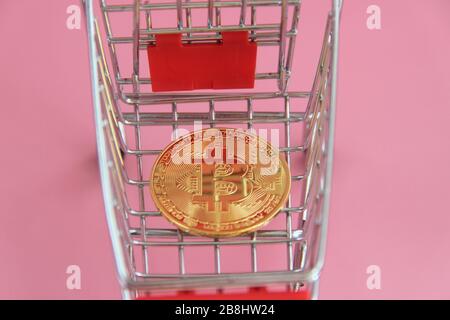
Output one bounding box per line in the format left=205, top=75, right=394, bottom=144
left=1, top=0, right=450, bottom=299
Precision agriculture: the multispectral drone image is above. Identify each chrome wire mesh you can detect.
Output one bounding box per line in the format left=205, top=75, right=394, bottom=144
left=100, top=0, right=301, bottom=103
left=84, top=0, right=342, bottom=299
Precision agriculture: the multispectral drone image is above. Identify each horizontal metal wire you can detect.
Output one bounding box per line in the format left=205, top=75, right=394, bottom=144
left=133, top=268, right=303, bottom=279
left=121, top=111, right=305, bottom=126
left=128, top=268, right=313, bottom=290
left=103, top=0, right=301, bottom=12
left=121, top=91, right=309, bottom=105
left=130, top=228, right=302, bottom=238
left=141, top=24, right=283, bottom=35
left=122, top=171, right=304, bottom=187
left=132, top=236, right=303, bottom=247
left=118, top=72, right=280, bottom=85
left=127, top=205, right=304, bottom=218
left=110, top=32, right=297, bottom=46
left=122, top=145, right=304, bottom=156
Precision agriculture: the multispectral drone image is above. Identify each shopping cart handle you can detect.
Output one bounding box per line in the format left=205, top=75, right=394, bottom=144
left=136, top=287, right=310, bottom=300
left=147, top=31, right=257, bottom=92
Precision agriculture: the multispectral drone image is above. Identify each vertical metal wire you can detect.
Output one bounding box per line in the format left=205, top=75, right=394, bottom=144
left=132, top=0, right=149, bottom=274
left=172, top=102, right=186, bottom=275
left=209, top=100, right=216, bottom=128
left=250, top=5, right=256, bottom=39
left=285, top=3, right=301, bottom=79
left=215, top=0, right=222, bottom=27
left=208, top=100, right=222, bottom=276
left=247, top=98, right=258, bottom=273
left=284, top=96, right=293, bottom=272
left=144, top=1, right=152, bottom=31
left=177, top=0, right=184, bottom=29
left=304, top=17, right=332, bottom=122
left=95, top=4, right=137, bottom=281
left=84, top=0, right=130, bottom=297
left=214, top=0, right=221, bottom=40
left=186, top=0, right=193, bottom=41
left=132, top=0, right=141, bottom=79
left=100, top=1, right=123, bottom=96
left=208, top=0, right=214, bottom=28
left=278, top=0, right=289, bottom=92
left=311, top=279, right=320, bottom=300
left=308, top=0, right=342, bottom=299
left=239, top=0, right=247, bottom=26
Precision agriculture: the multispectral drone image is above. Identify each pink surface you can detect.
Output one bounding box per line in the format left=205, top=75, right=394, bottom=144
left=1, top=0, right=450, bottom=299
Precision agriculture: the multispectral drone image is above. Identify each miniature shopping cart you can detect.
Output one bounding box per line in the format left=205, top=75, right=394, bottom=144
left=83, top=0, right=342, bottom=299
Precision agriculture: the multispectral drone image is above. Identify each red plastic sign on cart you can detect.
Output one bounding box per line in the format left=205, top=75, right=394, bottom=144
left=147, top=31, right=257, bottom=92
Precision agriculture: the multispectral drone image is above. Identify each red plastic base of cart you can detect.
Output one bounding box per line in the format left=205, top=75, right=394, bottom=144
left=147, top=31, right=257, bottom=92
left=136, top=288, right=310, bottom=300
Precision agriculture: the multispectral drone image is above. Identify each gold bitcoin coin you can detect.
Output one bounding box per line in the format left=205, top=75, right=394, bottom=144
left=150, top=128, right=291, bottom=238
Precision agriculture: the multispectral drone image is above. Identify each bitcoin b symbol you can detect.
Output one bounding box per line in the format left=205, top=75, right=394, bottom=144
left=193, top=164, right=252, bottom=212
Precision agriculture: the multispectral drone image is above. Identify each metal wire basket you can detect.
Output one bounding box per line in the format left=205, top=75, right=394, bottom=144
left=83, top=0, right=342, bottom=299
